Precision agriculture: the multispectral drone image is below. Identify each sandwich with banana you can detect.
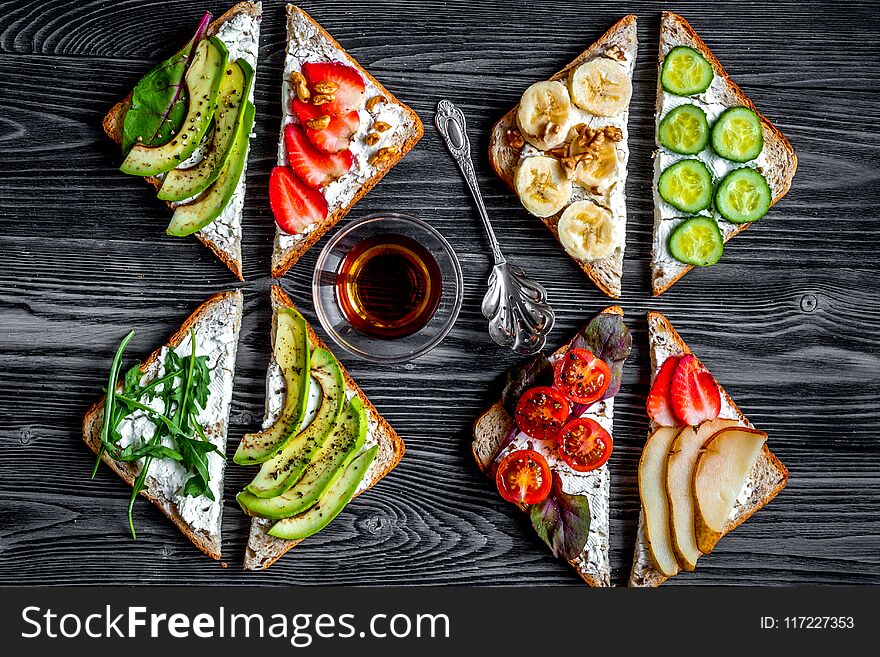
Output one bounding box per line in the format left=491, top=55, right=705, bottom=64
left=630, top=311, right=788, bottom=586
left=489, top=16, right=637, bottom=298
left=651, top=12, right=797, bottom=295
left=473, top=308, right=632, bottom=587
left=103, top=2, right=262, bottom=280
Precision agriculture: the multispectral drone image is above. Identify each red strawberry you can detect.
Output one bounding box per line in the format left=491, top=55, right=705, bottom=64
left=302, top=61, right=365, bottom=116
left=292, top=98, right=360, bottom=153
left=670, top=355, right=721, bottom=425
left=284, top=123, right=353, bottom=189
left=269, top=166, right=327, bottom=235
left=646, top=356, right=683, bottom=427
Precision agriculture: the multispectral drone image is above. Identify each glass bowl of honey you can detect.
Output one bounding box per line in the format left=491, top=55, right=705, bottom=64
left=312, top=212, right=463, bottom=363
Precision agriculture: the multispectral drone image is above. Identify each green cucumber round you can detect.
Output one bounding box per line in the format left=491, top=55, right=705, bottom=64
left=661, top=46, right=714, bottom=96
left=659, top=104, right=710, bottom=155
left=668, top=216, right=724, bottom=266
left=715, top=167, right=771, bottom=223
left=658, top=159, right=714, bottom=213
left=711, top=107, right=764, bottom=162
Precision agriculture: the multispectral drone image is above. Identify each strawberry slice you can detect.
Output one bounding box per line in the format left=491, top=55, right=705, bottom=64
left=670, top=355, right=721, bottom=425
left=284, top=123, right=353, bottom=189
left=646, top=356, right=683, bottom=427
left=269, top=165, right=327, bottom=235
left=292, top=98, right=360, bottom=153
left=302, top=61, right=365, bottom=116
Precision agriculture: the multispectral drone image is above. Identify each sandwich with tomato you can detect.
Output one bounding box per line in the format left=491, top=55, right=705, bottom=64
left=472, top=307, right=631, bottom=587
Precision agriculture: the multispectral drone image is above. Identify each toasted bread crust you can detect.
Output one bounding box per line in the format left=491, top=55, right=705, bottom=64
left=651, top=12, right=798, bottom=296
left=242, top=285, right=406, bottom=569
left=471, top=306, right=624, bottom=588
left=81, top=290, right=244, bottom=561
left=488, top=17, right=637, bottom=299
left=270, top=4, right=424, bottom=278
left=101, top=2, right=263, bottom=281
left=629, top=311, right=789, bottom=586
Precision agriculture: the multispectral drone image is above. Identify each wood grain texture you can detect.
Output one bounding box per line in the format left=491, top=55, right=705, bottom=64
left=0, top=0, right=878, bottom=586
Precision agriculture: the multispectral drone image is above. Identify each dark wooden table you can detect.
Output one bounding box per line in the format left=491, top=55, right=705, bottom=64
left=1, top=0, right=878, bottom=587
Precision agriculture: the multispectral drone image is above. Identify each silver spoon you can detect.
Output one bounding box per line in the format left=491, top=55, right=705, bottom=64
left=435, top=99, right=555, bottom=355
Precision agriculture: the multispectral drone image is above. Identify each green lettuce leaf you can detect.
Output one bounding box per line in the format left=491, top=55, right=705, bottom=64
left=529, top=473, right=591, bottom=561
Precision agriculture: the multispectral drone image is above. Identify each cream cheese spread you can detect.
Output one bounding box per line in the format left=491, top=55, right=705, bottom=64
left=275, top=10, right=409, bottom=249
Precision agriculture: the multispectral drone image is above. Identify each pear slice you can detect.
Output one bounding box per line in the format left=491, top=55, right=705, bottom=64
left=666, top=418, right=739, bottom=570
left=694, top=427, right=768, bottom=554
left=639, top=426, right=683, bottom=577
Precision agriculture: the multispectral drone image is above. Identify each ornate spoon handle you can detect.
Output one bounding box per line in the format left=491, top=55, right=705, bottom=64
left=434, top=99, right=504, bottom=265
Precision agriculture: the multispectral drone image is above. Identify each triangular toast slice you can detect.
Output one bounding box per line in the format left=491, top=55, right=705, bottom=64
left=102, top=2, right=262, bottom=281
left=473, top=306, right=625, bottom=587
left=488, top=16, right=637, bottom=298
left=651, top=12, right=797, bottom=295
left=82, top=291, right=244, bottom=560
left=242, top=285, right=405, bottom=569
left=629, top=311, right=788, bottom=586
left=270, top=4, right=424, bottom=278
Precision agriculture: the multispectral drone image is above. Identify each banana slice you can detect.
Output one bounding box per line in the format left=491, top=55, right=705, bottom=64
left=568, top=58, right=632, bottom=117
left=517, top=81, right=572, bottom=150
left=514, top=156, right=572, bottom=217
left=557, top=200, right=618, bottom=261
left=568, top=126, right=620, bottom=191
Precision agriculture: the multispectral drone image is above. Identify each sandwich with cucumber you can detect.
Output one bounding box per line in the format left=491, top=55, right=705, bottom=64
left=103, top=2, right=262, bottom=280
left=269, top=4, right=424, bottom=278
left=629, top=311, right=788, bottom=586
left=82, top=291, right=243, bottom=560
left=472, top=308, right=632, bottom=587
left=236, top=285, right=405, bottom=570
left=488, top=16, right=637, bottom=298
left=651, top=12, right=797, bottom=295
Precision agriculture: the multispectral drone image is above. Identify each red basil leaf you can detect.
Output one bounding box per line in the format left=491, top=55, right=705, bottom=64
left=500, top=353, right=554, bottom=417
left=571, top=313, right=631, bottom=400
left=529, top=473, right=591, bottom=561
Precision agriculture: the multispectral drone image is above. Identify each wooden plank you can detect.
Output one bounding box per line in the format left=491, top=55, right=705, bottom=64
left=0, top=0, right=878, bottom=587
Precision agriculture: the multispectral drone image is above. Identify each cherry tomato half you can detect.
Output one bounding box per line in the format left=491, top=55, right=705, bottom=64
left=553, top=348, right=612, bottom=405
left=557, top=417, right=613, bottom=472
left=515, top=386, right=570, bottom=441
left=495, top=449, right=552, bottom=504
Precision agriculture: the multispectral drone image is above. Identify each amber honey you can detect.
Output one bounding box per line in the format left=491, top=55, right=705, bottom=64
left=336, top=234, right=442, bottom=339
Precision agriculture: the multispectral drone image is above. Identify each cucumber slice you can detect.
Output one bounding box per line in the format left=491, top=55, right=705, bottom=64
left=659, top=104, right=709, bottom=155
left=668, top=216, right=724, bottom=266
left=661, top=46, right=714, bottom=96
left=658, top=159, right=714, bottom=213
left=711, top=107, right=764, bottom=163
left=715, top=167, right=771, bottom=223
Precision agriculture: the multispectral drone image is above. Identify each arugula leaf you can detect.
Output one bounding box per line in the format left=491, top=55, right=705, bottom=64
left=116, top=443, right=183, bottom=462
left=500, top=354, right=554, bottom=416
left=529, top=473, right=591, bottom=561
left=120, top=12, right=212, bottom=153
left=571, top=313, right=632, bottom=401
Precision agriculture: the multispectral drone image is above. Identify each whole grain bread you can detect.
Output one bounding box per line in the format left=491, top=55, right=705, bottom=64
left=651, top=12, right=798, bottom=296
left=242, top=285, right=406, bottom=570
left=102, top=2, right=263, bottom=281
left=488, top=17, right=637, bottom=299
left=270, top=4, right=424, bottom=278
left=82, top=290, right=244, bottom=560
left=628, top=311, right=788, bottom=586
left=472, top=306, right=624, bottom=588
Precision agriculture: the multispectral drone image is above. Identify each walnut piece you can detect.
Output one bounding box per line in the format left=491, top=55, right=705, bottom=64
left=312, top=94, right=334, bottom=106
left=605, top=45, right=626, bottom=61
left=374, top=121, right=391, bottom=133
left=314, top=81, right=338, bottom=94
left=365, top=132, right=381, bottom=146
left=505, top=129, right=525, bottom=149
left=290, top=71, right=310, bottom=102
left=306, top=115, right=331, bottom=130
left=369, top=146, right=399, bottom=167
left=366, top=95, right=385, bottom=112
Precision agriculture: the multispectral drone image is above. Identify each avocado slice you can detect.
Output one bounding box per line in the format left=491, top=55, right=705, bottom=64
left=267, top=445, right=378, bottom=540
left=165, top=99, right=254, bottom=236
left=121, top=37, right=228, bottom=177
left=237, top=397, right=368, bottom=519
left=234, top=308, right=310, bottom=465
left=245, top=348, right=346, bottom=499
left=158, top=59, right=255, bottom=202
